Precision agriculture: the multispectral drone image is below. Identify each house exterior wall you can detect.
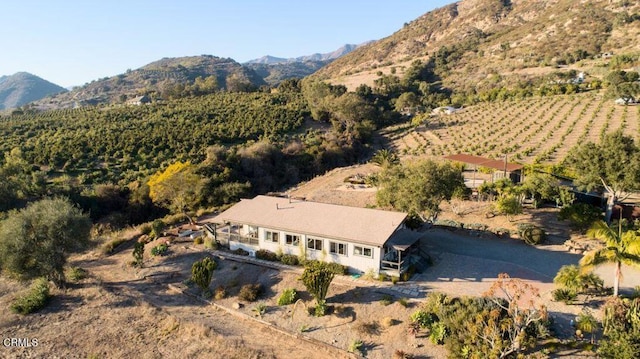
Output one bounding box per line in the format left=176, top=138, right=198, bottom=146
left=229, top=225, right=382, bottom=273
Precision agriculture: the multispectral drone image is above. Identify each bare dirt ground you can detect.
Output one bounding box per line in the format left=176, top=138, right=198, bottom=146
left=287, top=163, right=380, bottom=208
left=0, top=226, right=598, bottom=359
left=0, top=232, right=450, bottom=359
left=1, top=163, right=633, bottom=359
left=0, top=232, right=339, bottom=359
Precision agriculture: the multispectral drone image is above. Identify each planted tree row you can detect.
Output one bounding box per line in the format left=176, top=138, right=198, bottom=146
left=0, top=92, right=310, bottom=184
left=390, top=92, right=639, bottom=164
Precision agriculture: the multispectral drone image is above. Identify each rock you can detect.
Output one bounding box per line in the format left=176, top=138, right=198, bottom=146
left=232, top=302, right=242, bottom=309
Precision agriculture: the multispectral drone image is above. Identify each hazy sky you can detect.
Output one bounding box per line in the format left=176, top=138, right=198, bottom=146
left=2, top=1, right=454, bottom=87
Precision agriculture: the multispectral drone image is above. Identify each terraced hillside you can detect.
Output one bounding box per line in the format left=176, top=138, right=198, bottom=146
left=383, top=92, right=640, bottom=164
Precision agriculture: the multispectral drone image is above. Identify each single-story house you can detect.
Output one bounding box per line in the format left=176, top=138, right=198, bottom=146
left=127, top=95, right=151, bottom=106
left=213, top=195, right=425, bottom=276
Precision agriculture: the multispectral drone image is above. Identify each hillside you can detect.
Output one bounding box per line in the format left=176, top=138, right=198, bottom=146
left=246, top=60, right=329, bottom=86
left=0, top=72, right=66, bottom=110
left=33, top=56, right=266, bottom=109
left=313, top=0, right=640, bottom=91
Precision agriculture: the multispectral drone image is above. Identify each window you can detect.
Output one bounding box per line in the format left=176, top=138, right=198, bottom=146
left=285, top=234, right=300, bottom=246
left=354, top=245, right=373, bottom=258
left=307, top=237, right=322, bottom=251
left=265, top=231, right=279, bottom=243
left=329, top=241, right=347, bottom=256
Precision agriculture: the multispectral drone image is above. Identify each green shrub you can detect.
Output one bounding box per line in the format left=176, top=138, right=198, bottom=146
left=380, top=294, right=393, bottom=306
left=151, top=243, right=169, bottom=256
left=558, top=203, right=603, bottom=231
left=203, top=237, right=217, bottom=250
left=429, top=322, right=448, bottom=344
left=280, top=254, right=299, bottom=266
left=239, top=283, right=263, bottom=302
left=301, top=261, right=337, bottom=317
left=517, top=224, right=546, bottom=245
left=410, top=310, right=437, bottom=329
left=552, top=288, right=577, bottom=304
left=67, top=267, right=88, bottom=282
left=554, top=264, right=604, bottom=295
left=193, top=236, right=204, bottom=245
left=232, top=248, right=249, bottom=256
left=252, top=303, right=267, bottom=318
left=434, top=219, right=462, bottom=228
left=191, top=257, right=217, bottom=297
left=214, top=286, right=226, bottom=300
left=150, top=219, right=166, bottom=238
left=255, top=249, right=279, bottom=261
left=132, top=241, right=145, bottom=267
left=398, top=297, right=409, bottom=307
left=277, top=288, right=298, bottom=306
left=302, top=260, right=347, bottom=275
left=10, top=278, right=51, bottom=315
left=348, top=339, right=363, bottom=354
left=139, top=223, right=152, bottom=235
left=494, top=194, right=523, bottom=220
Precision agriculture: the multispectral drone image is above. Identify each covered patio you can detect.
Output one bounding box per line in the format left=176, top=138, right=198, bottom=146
left=215, top=222, right=259, bottom=247
left=381, top=229, right=427, bottom=277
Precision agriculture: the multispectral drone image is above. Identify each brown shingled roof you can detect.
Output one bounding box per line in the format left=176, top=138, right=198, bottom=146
left=444, top=154, right=523, bottom=172
left=216, top=195, right=407, bottom=247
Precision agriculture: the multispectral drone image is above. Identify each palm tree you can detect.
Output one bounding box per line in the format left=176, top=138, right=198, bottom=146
left=580, top=220, right=640, bottom=297
left=371, top=149, right=399, bottom=168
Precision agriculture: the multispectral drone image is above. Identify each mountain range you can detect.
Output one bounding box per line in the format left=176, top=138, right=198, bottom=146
left=246, top=43, right=369, bottom=64
left=4, top=44, right=363, bottom=110
left=0, top=72, right=66, bottom=110
left=5, top=0, right=640, bottom=110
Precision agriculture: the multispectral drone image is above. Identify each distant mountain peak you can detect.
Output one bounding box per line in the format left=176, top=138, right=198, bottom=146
left=0, top=72, right=66, bottom=110
left=246, top=42, right=372, bottom=65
